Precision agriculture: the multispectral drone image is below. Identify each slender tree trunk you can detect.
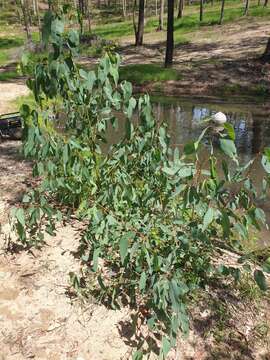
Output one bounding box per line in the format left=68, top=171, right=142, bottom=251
left=165, top=0, right=174, bottom=67
left=20, top=0, right=32, bottom=41
left=15, top=0, right=23, bottom=24
left=219, top=0, right=225, bottom=24
left=157, top=0, right=164, bottom=30
left=264, top=0, right=268, bottom=6
left=34, top=0, right=41, bottom=39
left=135, top=0, right=145, bottom=46
left=87, top=0, right=92, bottom=32
left=32, top=0, right=36, bottom=14
left=258, top=0, right=261, bottom=5
left=122, top=0, right=127, bottom=18
left=261, top=37, right=270, bottom=63
left=199, top=0, right=203, bottom=21
left=177, top=0, right=183, bottom=18
left=155, top=0, right=158, bottom=16
left=244, top=0, right=249, bottom=15
left=211, top=0, right=214, bottom=6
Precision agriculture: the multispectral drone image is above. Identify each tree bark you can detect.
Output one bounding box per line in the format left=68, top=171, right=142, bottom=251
left=199, top=0, right=203, bottom=21
left=135, top=0, right=145, bottom=46
left=87, top=0, right=92, bottom=32
left=244, top=0, right=249, bottom=15
left=165, top=0, right=174, bottom=67
left=34, top=0, right=41, bottom=39
left=157, top=0, right=164, bottom=30
left=264, top=0, right=268, bottom=6
left=219, top=0, right=225, bottom=24
left=122, top=0, right=127, bottom=18
left=20, top=0, right=32, bottom=41
left=261, top=37, right=270, bottom=63
left=177, top=0, right=184, bottom=18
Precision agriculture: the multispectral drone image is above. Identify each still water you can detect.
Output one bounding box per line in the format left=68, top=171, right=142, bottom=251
left=153, top=98, right=270, bottom=162
left=152, top=97, right=270, bottom=248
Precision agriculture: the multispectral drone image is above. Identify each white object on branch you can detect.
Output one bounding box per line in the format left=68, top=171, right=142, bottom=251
left=212, top=112, right=227, bottom=125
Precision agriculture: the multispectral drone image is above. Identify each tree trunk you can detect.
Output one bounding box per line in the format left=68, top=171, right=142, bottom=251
left=135, top=0, right=145, bottom=46
left=20, top=0, right=32, bottom=41
left=165, top=0, right=174, bottom=67
left=157, top=0, right=164, bottom=30
left=264, top=0, right=268, bottom=6
left=261, top=37, right=270, bottom=63
left=87, top=0, right=92, bottom=32
left=199, top=0, right=203, bottom=21
left=219, top=0, right=225, bottom=24
left=177, top=0, right=183, bottom=18
left=122, top=0, right=127, bottom=18
left=34, top=0, right=41, bottom=39
left=244, top=0, right=249, bottom=15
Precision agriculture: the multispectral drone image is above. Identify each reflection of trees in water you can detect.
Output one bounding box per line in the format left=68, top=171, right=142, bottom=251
left=252, top=116, right=263, bottom=154
left=153, top=102, right=270, bottom=161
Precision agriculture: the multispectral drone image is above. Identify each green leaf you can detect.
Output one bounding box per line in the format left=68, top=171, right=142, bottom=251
left=51, top=18, right=64, bottom=35
left=68, top=30, right=79, bottom=47
left=184, top=141, right=197, bottom=155
left=132, top=350, right=143, bottom=360
left=16, top=208, right=25, bottom=227
left=92, top=248, right=100, bottom=272
left=119, top=231, right=135, bottom=264
left=161, top=337, right=171, bottom=358
left=42, top=11, right=53, bottom=45
left=261, top=155, right=270, bottom=174
left=254, top=269, right=268, bottom=291
left=255, top=208, right=266, bottom=225
left=220, top=139, right=237, bottom=158
left=262, top=261, right=270, bottom=274
left=223, top=123, right=236, bottom=141
left=202, top=207, right=215, bottom=230
left=139, top=271, right=147, bottom=291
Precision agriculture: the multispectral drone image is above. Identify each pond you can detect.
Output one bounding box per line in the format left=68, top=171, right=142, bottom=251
left=152, top=96, right=270, bottom=249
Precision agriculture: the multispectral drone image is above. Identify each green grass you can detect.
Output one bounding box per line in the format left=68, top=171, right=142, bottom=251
left=13, top=94, right=35, bottom=109
left=0, top=69, right=19, bottom=81
left=0, top=50, right=9, bottom=66
left=92, top=0, right=270, bottom=44
left=71, top=3, right=270, bottom=42
left=119, top=63, right=182, bottom=84
left=0, top=36, right=24, bottom=50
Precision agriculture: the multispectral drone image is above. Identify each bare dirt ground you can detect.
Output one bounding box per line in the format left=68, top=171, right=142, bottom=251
left=118, top=18, right=270, bottom=98
left=1, top=17, right=270, bottom=359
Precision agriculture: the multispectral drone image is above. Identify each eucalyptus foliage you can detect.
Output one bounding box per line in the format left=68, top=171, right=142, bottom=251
left=13, top=9, right=270, bottom=358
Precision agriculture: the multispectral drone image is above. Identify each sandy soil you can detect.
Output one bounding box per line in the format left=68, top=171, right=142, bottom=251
left=0, top=82, right=29, bottom=114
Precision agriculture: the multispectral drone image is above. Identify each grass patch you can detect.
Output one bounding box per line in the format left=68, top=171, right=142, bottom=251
left=119, top=63, right=182, bottom=84
left=0, top=69, right=20, bottom=81
left=92, top=0, right=270, bottom=44
left=0, top=50, right=10, bottom=66
left=13, top=94, right=35, bottom=109
left=0, top=36, right=24, bottom=50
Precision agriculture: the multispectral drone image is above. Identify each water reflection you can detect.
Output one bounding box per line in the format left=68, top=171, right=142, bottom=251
left=153, top=101, right=270, bottom=162
left=152, top=99, right=270, bottom=247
